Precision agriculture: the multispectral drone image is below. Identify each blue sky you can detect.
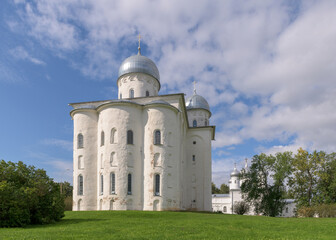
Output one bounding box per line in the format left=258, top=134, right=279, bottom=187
left=1, top=0, right=336, bottom=186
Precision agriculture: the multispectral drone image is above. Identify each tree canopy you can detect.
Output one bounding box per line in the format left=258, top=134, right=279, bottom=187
left=212, top=182, right=229, bottom=194
left=0, top=160, right=65, bottom=227
left=240, top=152, right=292, bottom=217
left=241, top=149, right=336, bottom=217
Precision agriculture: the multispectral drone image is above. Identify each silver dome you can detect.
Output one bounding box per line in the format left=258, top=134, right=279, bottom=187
left=186, top=93, right=210, bottom=112
left=230, top=167, right=240, bottom=177
left=118, top=54, right=160, bottom=81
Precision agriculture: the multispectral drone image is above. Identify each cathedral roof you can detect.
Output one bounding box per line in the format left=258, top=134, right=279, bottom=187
left=118, top=53, right=160, bottom=82
left=186, top=91, right=210, bottom=113
left=230, top=165, right=240, bottom=177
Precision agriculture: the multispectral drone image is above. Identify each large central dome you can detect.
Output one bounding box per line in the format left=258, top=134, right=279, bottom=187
left=118, top=53, right=160, bottom=82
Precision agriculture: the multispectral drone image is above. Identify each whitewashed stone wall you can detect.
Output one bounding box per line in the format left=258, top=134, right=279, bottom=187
left=117, top=73, right=160, bottom=99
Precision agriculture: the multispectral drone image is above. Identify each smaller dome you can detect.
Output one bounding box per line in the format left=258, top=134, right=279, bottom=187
left=118, top=54, right=160, bottom=82
left=186, top=92, right=210, bottom=112
left=230, top=167, right=240, bottom=177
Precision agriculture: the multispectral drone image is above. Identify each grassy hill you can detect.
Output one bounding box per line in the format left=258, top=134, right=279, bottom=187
left=1, top=211, right=336, bottom=239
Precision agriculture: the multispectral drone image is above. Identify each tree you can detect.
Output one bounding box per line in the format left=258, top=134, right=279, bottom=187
left=240, top=152, right=292, bottom=217
left=316, top=152, right=336, bottom=204
left=0, top=160, right=65, bottom=227
left=59, top=181, right=73, bottom=211
left=220, top=183, right=229, bottom=194
left=212, top=182, right=220, bottom=194
left=233, top=201, right=250, bottom=215
left=288, top=149, right=323, bottom=207
left=212, top=182, right=230, bottom=194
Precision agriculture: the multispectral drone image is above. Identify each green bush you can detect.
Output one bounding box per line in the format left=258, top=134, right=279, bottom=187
left=64, top=196, right=73, bottom=211
left=297, top=204, right=336, bottom=218
left=315, top=204, right=336, bottom=218
left=297, top=206, right=315, bottom=217
left=233, top=201, right=250, bottom=215
left=0, top=160, right=65, bottom=227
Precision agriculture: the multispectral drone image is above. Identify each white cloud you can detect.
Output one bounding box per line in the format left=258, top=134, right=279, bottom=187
left=27, top=151, right=73, bottom=182
left=10, top=0, right=336, bottom=157
left=41, top=138, right=73, bottom=151
left=9, top=46, right=45, bottom=65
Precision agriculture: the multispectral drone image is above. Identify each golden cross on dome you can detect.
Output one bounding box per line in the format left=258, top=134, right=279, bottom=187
left=138, top=34, right=141, bottom=55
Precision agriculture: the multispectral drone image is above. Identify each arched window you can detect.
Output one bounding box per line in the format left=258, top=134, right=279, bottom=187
left=154, top=174, right=160, bottom=196
left=146, top=90, right=149, bottom=97
left=127, top=130, right=133, bottom=144
left=110, top=173, right=116, bottom=194
left=110, top=128, right=116, bottom=144
left=192, top=155, right=196, bottom=162
left=205, top=119, right=208, bottom=126
left=224, top=206, right=227, bottom=212
left=193, top=120, right=197, bottom=127
left=110, top=152, right=115, bottom=166
left=129, top=89, right=134, bottom=98
left=101, top=131, right=105, bottom=146
left=154, top=130, right=161, bottom=145
left=78, top=175, right=83, bottom=195
left=77, top=133, right=84, bottom=149
left=120, top=93, right=122, bottom=99
left=78, top=155, right=84, bottom=169
left=127, top=173, right=132, bottom=195
left=100, top=174, right=104, bottom=195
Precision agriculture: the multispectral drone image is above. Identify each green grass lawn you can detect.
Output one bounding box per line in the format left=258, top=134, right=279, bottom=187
left=1, top=211, right=335, bottom=240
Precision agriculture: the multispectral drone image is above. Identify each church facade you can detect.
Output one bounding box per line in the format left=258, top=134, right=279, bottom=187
left=70, top=47, right=215, bottom=211
left=212, top=163, right=296, bottom=217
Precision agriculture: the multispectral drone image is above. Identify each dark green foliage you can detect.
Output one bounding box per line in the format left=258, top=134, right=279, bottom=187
left=220, top=183, right=230, bottom=194
left=212, top=182, right=229, bottom=194
left=289, top=149, right=336, bottom=208
left=59, top=181, right=73, bottom=211
left=241, top=152, right=292, bottom=217
left=233, top=201, right=250, bottom=215
left=0, top=160, right=65, bottom=227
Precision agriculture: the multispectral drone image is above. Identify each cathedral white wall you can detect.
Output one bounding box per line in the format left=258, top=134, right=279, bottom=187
left=117, top=73, right=160, bottom=99
left=72, top=110, right=98, bottom=211
left=97, top=105, right=143, bottom=210
left=187, top=109, right=210, bottom=127
left=71, top=98, right=214, bottom=212
left=143, top=105, right=181, bottom=211
left=185, top=129, right=212, bottom=211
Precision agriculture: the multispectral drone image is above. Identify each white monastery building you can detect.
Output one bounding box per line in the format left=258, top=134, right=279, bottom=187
left=212, top=162, right=296, bottom=217
left=70, top=44, right=215, bottom=211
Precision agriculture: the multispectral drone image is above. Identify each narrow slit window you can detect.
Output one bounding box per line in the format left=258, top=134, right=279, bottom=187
left=154, top=130, right=161, bottom=145
left=110, top=128, right=116, bottom=144
left=127, top=130, right=133, bottom=144
left=78, top=175, right=83, bottom=195
left=154, top=174, right=160, bottom=196
left=110, top=173, right=116, bottom=194
left=127, top=173, right=132, bottom=195
left=101, top=131, right=105, bottom=146
left=146, top=90, right=149, bottom=97
left=77, top=133, right=84, bottom=149
left=100, top=174, right=104, bottom=195
left=193, top=120, right=197, bottom=127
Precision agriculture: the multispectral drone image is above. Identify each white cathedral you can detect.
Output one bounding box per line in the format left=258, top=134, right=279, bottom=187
left=70, top=44, right=215, bottom=211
